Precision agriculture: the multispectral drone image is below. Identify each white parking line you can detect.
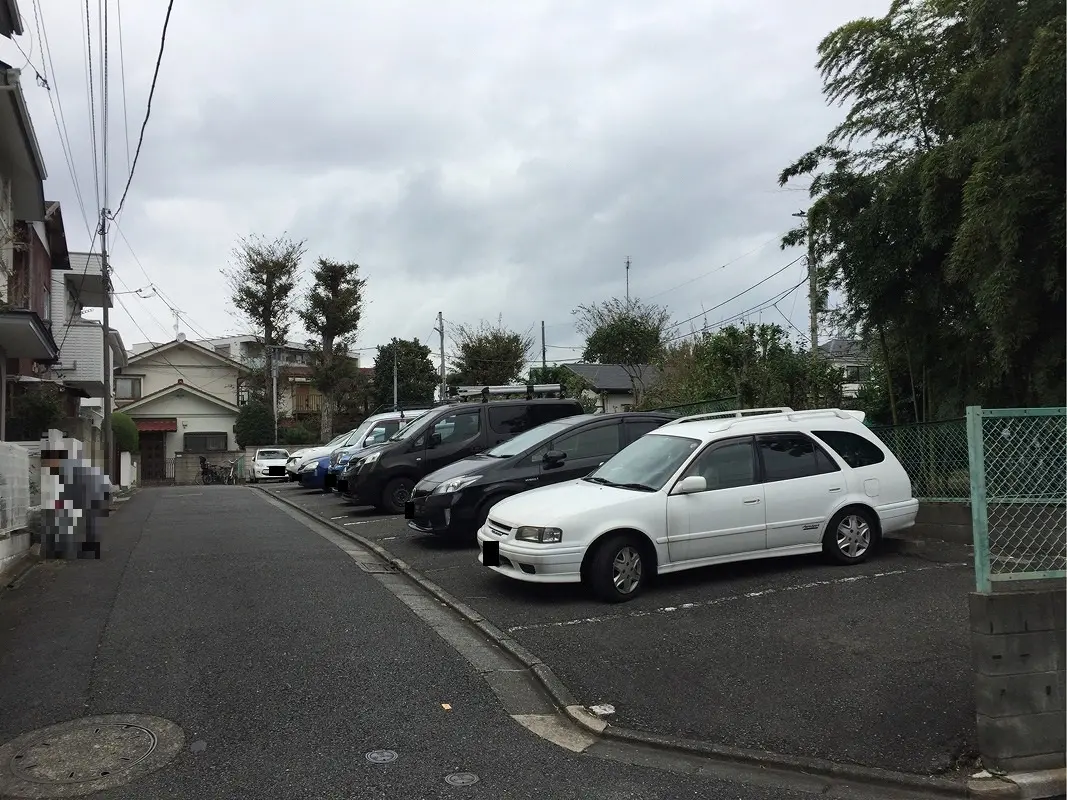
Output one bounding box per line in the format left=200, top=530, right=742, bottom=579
left=505, top=562, right=970, bottom=633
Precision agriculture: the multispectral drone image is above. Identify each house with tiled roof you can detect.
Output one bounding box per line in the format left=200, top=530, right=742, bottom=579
left=563, top=363, right=661, bottom=413
left=817, top=338, right=869, bottom=398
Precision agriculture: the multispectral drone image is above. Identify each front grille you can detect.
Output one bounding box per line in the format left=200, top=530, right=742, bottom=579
left=487, top=519, right=511, bottom=537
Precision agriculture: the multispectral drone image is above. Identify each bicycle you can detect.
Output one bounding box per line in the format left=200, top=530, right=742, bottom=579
left=223, top=458, right=240, bottom=485
left=194, top=456, right=225, bottom=485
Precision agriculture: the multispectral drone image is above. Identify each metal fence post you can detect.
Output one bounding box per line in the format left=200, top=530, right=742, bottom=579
left=966, top=406, right=991, bottom=593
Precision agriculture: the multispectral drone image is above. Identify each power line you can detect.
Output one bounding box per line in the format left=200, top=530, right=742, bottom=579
left=665, top=256, right=805, bottom=333
left=112, top=0, right=175, bottom=221
left=82, top=0, right=100, bottom=209
left=645, top=236, right=778, bottom=301
left=115, top=0, right=131, bottom=173
left=664, top=278, right=807, bottom=345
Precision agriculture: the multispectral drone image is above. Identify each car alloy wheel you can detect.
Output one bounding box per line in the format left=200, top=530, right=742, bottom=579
left=824, top=507, right=877, bottom=565
left=613, top=546, right=643, bottom=594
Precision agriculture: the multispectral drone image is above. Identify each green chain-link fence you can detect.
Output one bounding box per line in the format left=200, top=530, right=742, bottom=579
left=868, top=418, right=970, bottom=501
left=649, top=396, right=740, bottom=418
left=967, top=406, right=1066, bottom=592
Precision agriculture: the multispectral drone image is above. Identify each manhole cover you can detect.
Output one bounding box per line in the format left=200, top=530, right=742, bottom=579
left=444, top=771, right=479, bottom=786
left=10, top=724, right=155, bottom=783
left=365, top=749, right=398, bottom=764
left=356, top=561, right=398, bottom=574
left=0, top=714, right=184, bottom=798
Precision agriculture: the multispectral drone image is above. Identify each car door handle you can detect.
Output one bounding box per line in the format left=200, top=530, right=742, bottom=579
left=828, top=487, right=842, bottom=493
left=743, top=498, right=761, bottom=505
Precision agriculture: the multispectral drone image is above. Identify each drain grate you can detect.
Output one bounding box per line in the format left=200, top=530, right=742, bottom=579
left=0, top=714, right=184, bottom=798
left=356, top=561, right=398, bottom=574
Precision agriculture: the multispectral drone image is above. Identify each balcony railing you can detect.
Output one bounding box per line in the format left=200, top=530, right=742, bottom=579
left=292, top=395, right=324, bottom=413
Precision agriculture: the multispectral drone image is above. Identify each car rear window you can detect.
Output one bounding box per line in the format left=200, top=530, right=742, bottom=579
left=812, top=430, right=887, bottom=468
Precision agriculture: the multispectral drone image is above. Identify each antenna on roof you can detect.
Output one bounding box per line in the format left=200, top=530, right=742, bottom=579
left=176, top=332, right=186, bottom=344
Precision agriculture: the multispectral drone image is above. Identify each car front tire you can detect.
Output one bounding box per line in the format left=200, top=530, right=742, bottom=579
left=587, top=532, right=648, bottom=603
left=381, top=477, right=415, bottom=515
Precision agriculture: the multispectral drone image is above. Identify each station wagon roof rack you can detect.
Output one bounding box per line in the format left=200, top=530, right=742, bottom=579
left=664, top=406, right=866, bottom=428
left=663, top=407, right=794, bottom=426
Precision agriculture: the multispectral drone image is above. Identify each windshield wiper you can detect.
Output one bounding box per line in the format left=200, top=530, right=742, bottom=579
left=584, top=476, right=654, bottom=491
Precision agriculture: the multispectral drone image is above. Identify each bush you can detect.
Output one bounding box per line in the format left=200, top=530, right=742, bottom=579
left=280, top=423, right=319, bottom=446
left=234, top=401, right=276, bottom=447
left=111, top=411, right=139, bottom=452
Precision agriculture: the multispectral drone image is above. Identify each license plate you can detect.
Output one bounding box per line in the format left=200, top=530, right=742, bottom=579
left=482, top=540, right=500, bottom=567
left=404, top=501, right=414, bottom=519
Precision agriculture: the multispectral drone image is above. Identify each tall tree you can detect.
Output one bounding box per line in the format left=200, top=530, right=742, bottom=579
left=640, top=324, right=842, bottom=411
left=449, top=317, right=532, bottom=386
left=573, top=297, right=670, bottom=404
left=298, top=258, right=367, bottom=441
left=372, top=338, right=439, bottom=409
left=779, top=0, right=1065, bottom=416
left=224, top=234, right=306, bottom=399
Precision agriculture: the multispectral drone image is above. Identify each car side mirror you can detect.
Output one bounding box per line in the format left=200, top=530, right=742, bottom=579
left=428, top=432, right=442, bottom=448
left=542, top=449, right=566, bottom=466
left=673, top=475, right=707, bottom=495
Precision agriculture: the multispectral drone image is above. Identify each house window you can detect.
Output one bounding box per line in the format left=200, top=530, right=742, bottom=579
left=843, top=365, right=870, bottom=382
left=183, top=432, right=228, bottom=452
left=115, top=377, right=142, bottom=400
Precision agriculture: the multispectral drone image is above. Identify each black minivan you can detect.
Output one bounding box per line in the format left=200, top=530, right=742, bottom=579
left=340, top=398, right=583, bottom=513
left=406, top=411, right=674, bottom=537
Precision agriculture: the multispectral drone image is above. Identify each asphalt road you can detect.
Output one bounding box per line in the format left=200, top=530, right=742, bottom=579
left=267, top=482, right=977, bottom=777
left=0, top=486, right=819, bottom=800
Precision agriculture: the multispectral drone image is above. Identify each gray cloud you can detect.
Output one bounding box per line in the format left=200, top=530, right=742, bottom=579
left=5, top=0, right=888, bottom=370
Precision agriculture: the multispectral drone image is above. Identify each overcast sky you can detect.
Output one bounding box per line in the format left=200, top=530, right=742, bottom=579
left=3, top=0, right=886, bottom=373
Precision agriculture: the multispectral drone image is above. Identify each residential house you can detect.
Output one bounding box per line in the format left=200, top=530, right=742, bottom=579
left=0, top=45, right=59, bottom=439
left=818, top=338, right=869, bottom=399
left=5, top=202, right=104, bottom=454
left=41, top=250, right=125, bottom=463
left=196, top=334, right=359, bottom=424
left=115, top=337, right=251, bottom=481
left=563, top=363, right=661, bottom=414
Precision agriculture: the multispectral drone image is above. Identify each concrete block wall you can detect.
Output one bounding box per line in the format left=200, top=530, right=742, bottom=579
left=173, top=451, right=246, bottom=485
left=969, top=587, right=1066, bottom=771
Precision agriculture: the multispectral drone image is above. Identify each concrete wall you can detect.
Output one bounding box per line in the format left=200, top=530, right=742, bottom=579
left=174, top=450, right=245, bottom=485
left=969, top=587, right=1065, bottom=771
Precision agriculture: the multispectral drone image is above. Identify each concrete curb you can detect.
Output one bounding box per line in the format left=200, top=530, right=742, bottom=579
left=259, top=487, right=971, bottom=799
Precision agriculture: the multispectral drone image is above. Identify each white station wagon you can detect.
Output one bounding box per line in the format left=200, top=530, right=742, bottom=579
left=477, top=407, right=919, bottom=602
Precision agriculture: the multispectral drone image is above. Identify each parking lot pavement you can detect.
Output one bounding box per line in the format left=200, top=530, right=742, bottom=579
left=265, top=482, right=977, bottom=777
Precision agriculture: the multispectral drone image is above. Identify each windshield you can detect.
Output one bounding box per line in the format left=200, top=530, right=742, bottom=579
left=389, top=412, right=436, bottom=442
left=257, top=450, right=288, bottom=459
left=585, top=433, right=701, bottom=491
left=485, top=420, right=573, bottom=458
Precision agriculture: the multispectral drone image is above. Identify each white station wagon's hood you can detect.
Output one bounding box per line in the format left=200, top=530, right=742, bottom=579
left=488, top=479, right=657, bottom=530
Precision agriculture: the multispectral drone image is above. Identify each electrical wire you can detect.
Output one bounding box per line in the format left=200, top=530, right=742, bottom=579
left=112, top=0, right=175, bottom=222
left=115, top=0, right=131, bottom=173
left=645, top=236, right=778, bottom=301
left=665, top=256, right=805, bottom=334
left=83, top=0, right=100, bottom=209
left=664, top=278, right=808, bottom=345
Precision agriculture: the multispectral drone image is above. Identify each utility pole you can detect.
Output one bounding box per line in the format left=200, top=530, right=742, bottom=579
left=271, top=348, right=279, bottom=444
left=794, top=209, right=821, bottom=404
left=436, top=311, right=446, bottom=402
left=625, top=256, right=631, bottom=303
left=100, top=209, right=113, bottom=481
left=392, top=347, right=399, bottom=411
left=540, top=320, right=547, bottom=374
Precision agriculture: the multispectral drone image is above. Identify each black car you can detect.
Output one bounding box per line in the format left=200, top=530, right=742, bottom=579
left=405, top=411, right=674, bottom=537
left=340, top=398, right=584, bottom=514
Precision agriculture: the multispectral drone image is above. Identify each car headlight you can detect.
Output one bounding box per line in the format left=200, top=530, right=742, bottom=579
left=515, top=526, right=563, bottom=544
left=434, top=475, right=479, bottom=494
left=360, top=451, right=381, bottom=466
left=299, top=462, right=315, bottom=473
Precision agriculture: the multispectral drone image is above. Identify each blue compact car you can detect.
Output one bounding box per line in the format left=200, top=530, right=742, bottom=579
left=298, top=455, right=331, bottom=490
